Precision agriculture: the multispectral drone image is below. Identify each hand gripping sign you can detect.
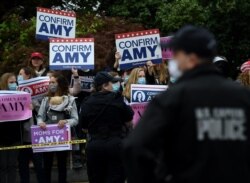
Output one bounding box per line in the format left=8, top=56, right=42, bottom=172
left=31, top=124, right=72, bottom=153
left=0, top=91, right=32, bottom=123
left=49, top=38, right=95, bottom=70
left=36, top=7, right=76, bottom=40
left=115, top=29, right=162, bottom=70
left=18, top=77, right=50, bottom=100
left=70, top=76, right=94, bottom=92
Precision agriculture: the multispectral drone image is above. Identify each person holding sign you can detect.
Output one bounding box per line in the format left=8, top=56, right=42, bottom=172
left=37, top=73, right=78, bottom=183
left=123, top=26, right=250, bottom=183
left=69, top=67, right=81, bottom=96
left=0, top=73, right=26, bottom=183
left=79, top=71, right=134, bottom=183
left=28, top=52, right=48, bottom=77
left=17, top=67, right=45, bottom=183
left=123, top=68, right=146, bottom=103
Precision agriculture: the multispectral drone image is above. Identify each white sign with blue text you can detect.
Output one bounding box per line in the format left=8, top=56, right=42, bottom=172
left=49, top=38, right=95, bottom=70
left=131, top=84, right=167, bottom=104
left=36, top=7, right=76, bottom=40
left=115, top=29, right=162, bottom=70
left=70, top=76, right=94, bottom=92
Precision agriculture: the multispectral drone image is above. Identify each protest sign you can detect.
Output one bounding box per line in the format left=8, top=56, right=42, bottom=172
left=160, top=36, right=173, bottom=59
left=49, top=38, right=95, bottom=70
left=18, top=77, right=50, bottom=99
left=115, top=29, right=162, bottom=70
left=131, top=84, right=167, bottom=103
left=31, top=124, right=72, bottom=153
left=131, top=103, right=148, bottom=126
left=36, top=7, right=76, bottom=40
left=70, top=76, right=94, bottom=92
left=0, top=91, right=32, bottom=122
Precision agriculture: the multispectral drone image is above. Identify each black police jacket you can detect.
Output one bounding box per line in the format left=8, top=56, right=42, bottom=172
left=123, top=64, right=250, bottom=183
left=79, top=91, right=134, bottom=136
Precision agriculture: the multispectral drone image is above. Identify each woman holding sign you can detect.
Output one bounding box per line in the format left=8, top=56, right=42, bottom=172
left=0, top=73, right=24, bottom=183
left=37, top=73, right=78, bottom=183
left=123, top=68, right=146, bottom=103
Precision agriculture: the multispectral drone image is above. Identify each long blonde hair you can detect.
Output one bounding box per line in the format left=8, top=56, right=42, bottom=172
left=123, top=68, right=145, bottom=100
left=156, top=63, right=169, bottom=84
left=0, top=73, right=16, bottom=90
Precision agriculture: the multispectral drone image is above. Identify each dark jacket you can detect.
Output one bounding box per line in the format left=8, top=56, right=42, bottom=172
left=0, top=120, right=25, bottom=146
left=79, top=92, right=134, bottom=137
left=123, top=64, right=250, bottom=183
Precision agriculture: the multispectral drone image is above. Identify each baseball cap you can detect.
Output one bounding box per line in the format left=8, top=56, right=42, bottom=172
left=213, top=56, right=228, bottom=63
left=167, top=25, right=217, bottom=60
left=240, top=60, right=250, bottom=73
left=31, top=52, right=43, bottom=59
left=94, top=72, right=116, bottom=87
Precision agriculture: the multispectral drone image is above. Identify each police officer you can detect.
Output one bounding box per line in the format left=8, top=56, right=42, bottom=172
left=123, top=25, right=250, bottom=183
left=79, top=71, right=134, bottom=183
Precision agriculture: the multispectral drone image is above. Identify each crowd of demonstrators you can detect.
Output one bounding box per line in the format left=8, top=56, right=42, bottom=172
left=123, top=25, right=250, bottom=183
left=1, top=26, right=250, bottom=183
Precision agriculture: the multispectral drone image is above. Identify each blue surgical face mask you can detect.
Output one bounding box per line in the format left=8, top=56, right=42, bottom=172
left=8, top=83, right=17, bottom=91
left=124, top=76, right=129, bottom=83
left=170, top=77, right=177, bottom=83
left=112, top=83, right=120, bottom=92
left=137, top=77, right=146, bottom=85
left=17, top=75, right=24, bottom=82
left=168, top=59, right=183, bottom=83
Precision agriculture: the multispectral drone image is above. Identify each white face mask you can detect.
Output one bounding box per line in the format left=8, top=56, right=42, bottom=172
left=168, top=59, right=182, bottom=83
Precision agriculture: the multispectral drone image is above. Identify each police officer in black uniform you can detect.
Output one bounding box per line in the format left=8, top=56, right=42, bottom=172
left=79, top=71, right=134, bottom=183
left=123, top=26, right=250, bottom=183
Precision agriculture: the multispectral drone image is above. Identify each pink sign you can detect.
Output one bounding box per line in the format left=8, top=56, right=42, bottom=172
left=0, top=91, right=32, bottom=122
left=131, top=103, right=148, bottom=127
left=31, top=124, right=72, bottom=153
left=161, top=36, right=173, bottom=59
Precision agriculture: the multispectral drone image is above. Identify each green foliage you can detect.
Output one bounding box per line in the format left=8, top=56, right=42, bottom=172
left=156, top=0, right=208, bottom=34
left=1, top=0, right=250, bottom=76
left=104, top=0, right=250, bottom=73
left=76, top=13, right=104, bottom=36
left=110, top=0, right=165, bottom=27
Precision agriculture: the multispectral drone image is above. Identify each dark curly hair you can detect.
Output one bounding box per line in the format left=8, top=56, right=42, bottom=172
left=20, top=67, right=36, bottom=79
left=47, top=72, right=69, bottom=97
